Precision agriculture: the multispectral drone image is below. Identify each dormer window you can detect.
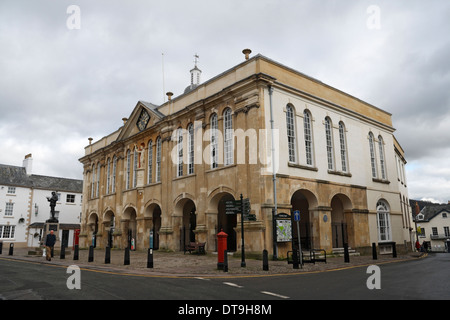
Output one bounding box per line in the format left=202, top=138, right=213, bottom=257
left=417, top=213, right=424, bottom=221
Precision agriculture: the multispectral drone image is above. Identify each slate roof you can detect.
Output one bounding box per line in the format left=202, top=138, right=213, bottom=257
left=0, top=164, right=33, bottom=187
left=416, top=204, right=450, bottom=222
left=0, top=164, right=83, bottom=193
left=410, top=199, right=450, bottom=222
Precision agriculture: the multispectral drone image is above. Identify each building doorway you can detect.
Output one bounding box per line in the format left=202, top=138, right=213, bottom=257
left=179, top=199, right=196, bottom=251
left=331, top=194, right=352, bottom=248
left=152, top=205, right=161, bottom=250
left=290, top=190, right=314, bottom=250
left=124, top=207, right=137, bottom=249
left=217, top=194, right=237, bottom=252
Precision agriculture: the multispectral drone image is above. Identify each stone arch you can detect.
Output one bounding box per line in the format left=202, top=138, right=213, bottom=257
left=174, top=197, right=197, bottom=251
left=290, top=189, right=318, bottom=250
left=330, top=193, right=353, bottom=248
left=102, top=209, right=115, bottom=247
left=87, top=211, right=99, bottom=247
left=144, top=201, right=162, bottom=250
left=122, top=205, right=137, bottom=249
left=207, top=190, right=237, bottom=252
left=207, top=186, right=236, bottom=211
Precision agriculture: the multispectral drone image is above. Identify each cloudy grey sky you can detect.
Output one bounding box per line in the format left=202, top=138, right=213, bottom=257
left=0, top=0, right=449, bottom=203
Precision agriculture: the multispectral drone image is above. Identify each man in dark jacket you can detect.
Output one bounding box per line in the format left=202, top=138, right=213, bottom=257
left=45, top=230, right=57, bottom=261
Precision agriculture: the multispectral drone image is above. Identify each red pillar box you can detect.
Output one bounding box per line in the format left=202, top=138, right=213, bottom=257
left=217, top=229, right=228, bottom=270
left=73, top=229, right=80, bottom=249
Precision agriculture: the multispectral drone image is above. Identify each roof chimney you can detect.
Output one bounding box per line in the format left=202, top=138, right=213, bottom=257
left=166, top=92, right=173, bottom=100
left=242, top=48, right=252, bottom=60
left=23, top=154, right=33, bottom=175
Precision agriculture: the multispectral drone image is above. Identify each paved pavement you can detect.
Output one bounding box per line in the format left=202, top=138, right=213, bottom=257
left=0, top=246, right=425, bottom=278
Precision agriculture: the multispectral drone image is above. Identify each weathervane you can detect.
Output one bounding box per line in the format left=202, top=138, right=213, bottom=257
left=194, top=53, right=199, bottom=67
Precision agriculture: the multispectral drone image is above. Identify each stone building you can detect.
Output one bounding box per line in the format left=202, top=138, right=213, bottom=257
left=79, top=50, right=412, bottom=257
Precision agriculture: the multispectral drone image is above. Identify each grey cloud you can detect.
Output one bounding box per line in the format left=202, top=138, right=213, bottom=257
left=0, top=0, right=449, bottom=201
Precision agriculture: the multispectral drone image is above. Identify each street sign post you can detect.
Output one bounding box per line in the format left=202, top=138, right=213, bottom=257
left=224, top=195, right=253, bottom=267
left=293, top=210, right=303, bottom=268
left=225, top=200, right=237, bottom=215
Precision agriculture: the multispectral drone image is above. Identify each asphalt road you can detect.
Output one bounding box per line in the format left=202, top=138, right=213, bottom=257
left=1, top=253, right=449, bottom=302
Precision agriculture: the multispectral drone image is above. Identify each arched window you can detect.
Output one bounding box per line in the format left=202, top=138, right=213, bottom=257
left=286, top=105, right=297, bottom=163
left=187, top=123, right=194, bottom=174
left=224, top=108, right=233, bottom=166
left=112, top=156, right=117, bottom=193
left=156, top=137, right=162, bottom=182
left=177, top=127, right=183, bottom=177
left=210, top=113, right=218, bottom=169
left=303, top=110, right=313, bottom=166
left=339, top=122, right=348, bottom=172
left=378, top=135, right=386, bottom=180
left=91, top=164, right=95, bottom=199
left=325, top=117, right=334, bottom=170
left=377, top=200, right=391, bottom=241
left=368, top=132, right=377, bottom=178
left=133, top=147, right=138, bottom=187
left=148, top=140, right=153, bottom=184
left=106, top=158, right=111, bottom=194
left=96, top=162, right=100, bottom=197
left=126, top=149, right=131, bottom=189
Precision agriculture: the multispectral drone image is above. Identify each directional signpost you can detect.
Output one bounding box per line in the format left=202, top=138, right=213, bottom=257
left=225, top=194, right=254, bottom=267
left=225, top=200, right=237, bottom=215
left=293, top=210, right=303, bottom=268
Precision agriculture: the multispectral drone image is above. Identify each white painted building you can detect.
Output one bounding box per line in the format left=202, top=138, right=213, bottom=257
left=414, top=202, right=450, bottom=252
left=0, top=154, right=83, bottom=248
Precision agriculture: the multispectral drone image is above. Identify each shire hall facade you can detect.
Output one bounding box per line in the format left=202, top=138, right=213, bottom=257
left=78, top=51, right=414, bottom=257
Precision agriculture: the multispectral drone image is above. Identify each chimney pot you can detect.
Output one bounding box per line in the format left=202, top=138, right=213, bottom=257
left=242, top=48, right=252, bottom=60
left=166, top=92, right=173, bottom=100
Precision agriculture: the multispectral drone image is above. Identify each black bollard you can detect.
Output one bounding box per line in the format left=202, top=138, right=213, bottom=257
left=372, top=243, right=377, bottom=260
left=124, top=247, right=130, bottom=265
left=8, top=243, right=14, bottom=256
left=223, top=250, right=228, bottom=272
left=344, top=243, right=350, bottom=263
left=263, top=249, right=269, bottom=271
left=0, top=241, right=3, bottom=254
left=147, top=248, right=153, bottom=268
left=105, top=246, right=111, bottom=264
left=292, top=249, right=299, bottom=269
left=60, top=244, right=65, bottom=259
left=73, top=244, right=79, bottom=260
left=392, top=242, right=397, bottom=258
left=88, top=245, right=94, bottom=262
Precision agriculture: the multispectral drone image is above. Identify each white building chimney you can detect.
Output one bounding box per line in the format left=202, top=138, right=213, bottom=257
left=23, top=153, right=33, bottom=175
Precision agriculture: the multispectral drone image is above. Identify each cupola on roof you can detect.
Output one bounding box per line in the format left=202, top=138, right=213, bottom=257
left=184, top=54, right=202, bottom=94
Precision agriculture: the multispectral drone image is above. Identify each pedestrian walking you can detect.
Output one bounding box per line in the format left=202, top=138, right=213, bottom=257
left=415, top=240, right=421, bottom=252
left=45, top=230, right=56, bottom=261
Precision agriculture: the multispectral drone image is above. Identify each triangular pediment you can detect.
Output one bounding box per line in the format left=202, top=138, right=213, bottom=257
left=116, top=101, right=165, bottom=142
